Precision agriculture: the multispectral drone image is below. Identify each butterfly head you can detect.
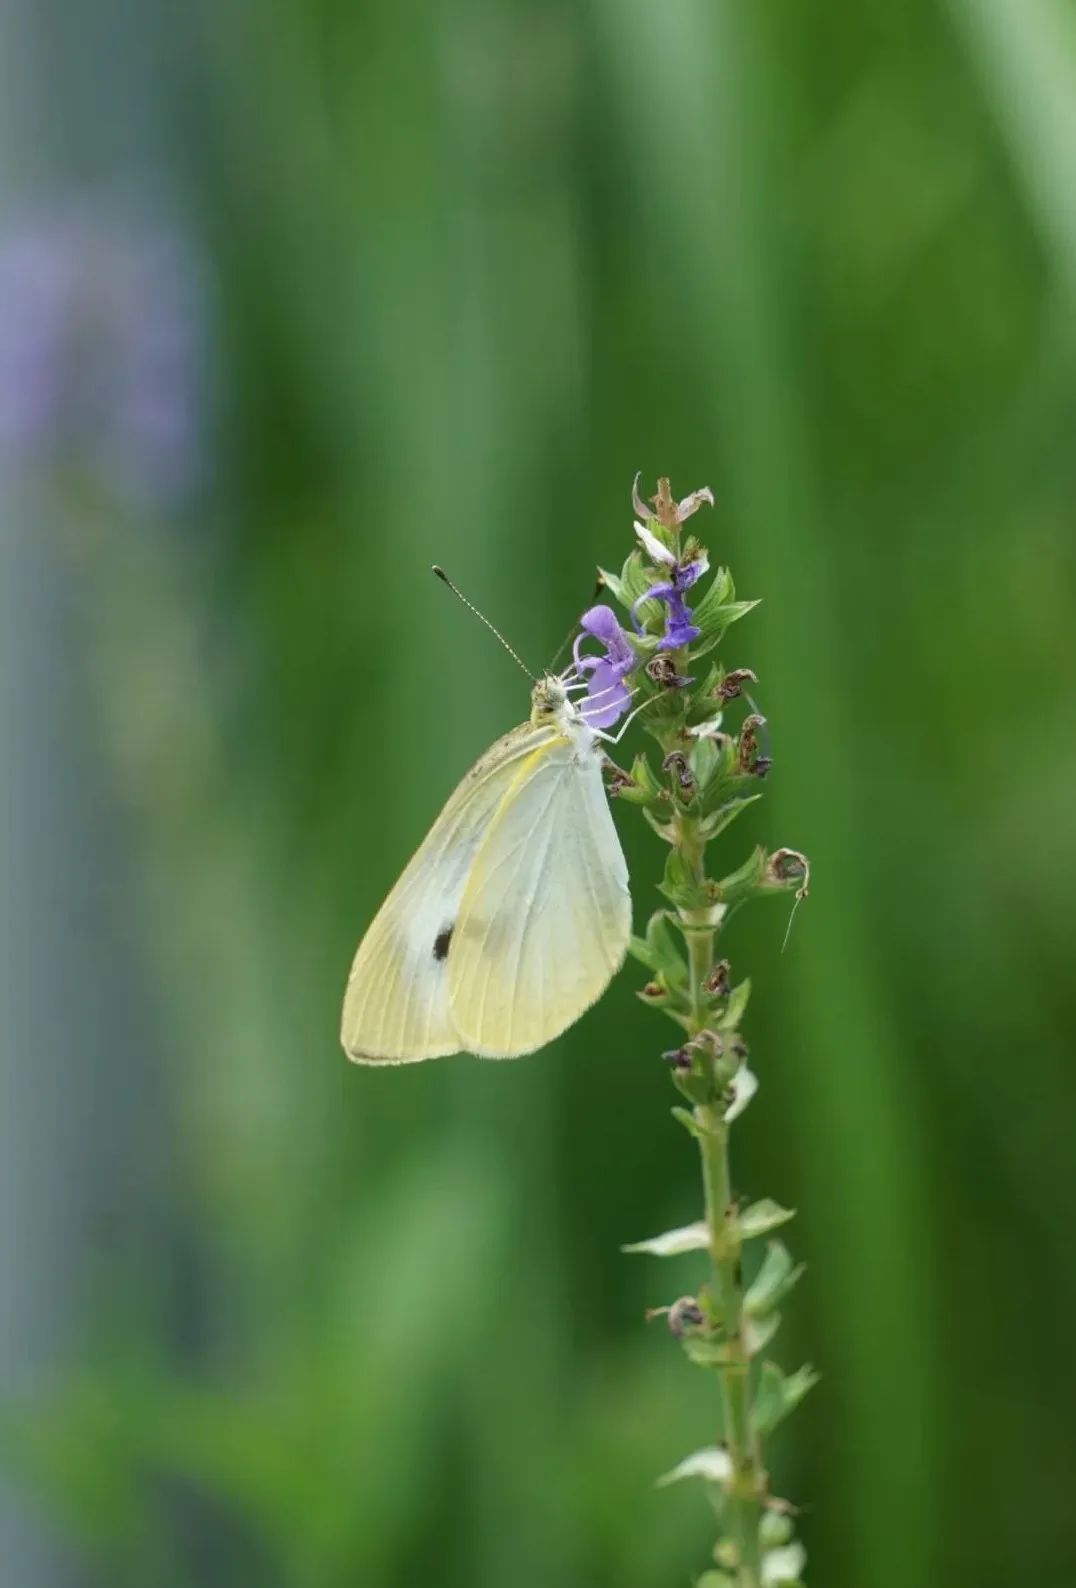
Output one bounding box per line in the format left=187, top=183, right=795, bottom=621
left=530, top=674, right=580, bottom=733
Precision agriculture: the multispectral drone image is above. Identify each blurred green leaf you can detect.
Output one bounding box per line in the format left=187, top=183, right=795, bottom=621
left=736, top=1199, right=796, bottom=1240
left=752, top=1361, right=820, bottom=1437
left=744, top=1243, right=805, bottom=1318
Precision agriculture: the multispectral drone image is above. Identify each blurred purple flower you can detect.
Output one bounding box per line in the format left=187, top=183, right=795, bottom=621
left=0, top=203, right=209, bottom=510
left=572, top=604, right=636, bottom=727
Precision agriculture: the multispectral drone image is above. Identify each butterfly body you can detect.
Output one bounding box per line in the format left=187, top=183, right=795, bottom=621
left=341, top=677, right=631, bottom=1062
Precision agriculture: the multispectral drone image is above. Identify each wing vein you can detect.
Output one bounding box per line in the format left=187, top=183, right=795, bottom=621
left=466, top=761, right=565, bottom=1050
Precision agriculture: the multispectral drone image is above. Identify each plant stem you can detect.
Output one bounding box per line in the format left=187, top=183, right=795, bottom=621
left=680, top=820, right=764, bottom=1588
left=697, top=1107, right=763, bottom=1588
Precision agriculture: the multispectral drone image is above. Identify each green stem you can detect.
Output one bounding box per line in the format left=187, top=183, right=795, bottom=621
left=679, top=819, right=764, bottom=1588
left=697, top=1108, right=763, bottom=1588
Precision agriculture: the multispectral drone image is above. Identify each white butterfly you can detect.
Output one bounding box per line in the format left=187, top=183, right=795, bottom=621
left=340, top=674, right=631, bottom=1062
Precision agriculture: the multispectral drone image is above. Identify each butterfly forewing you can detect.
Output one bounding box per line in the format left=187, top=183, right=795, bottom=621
left=340, top=721, right=558, bottom=1062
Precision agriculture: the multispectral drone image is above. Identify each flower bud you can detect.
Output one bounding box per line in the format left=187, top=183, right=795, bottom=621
left=760, top=1510, right=794, bottom=1548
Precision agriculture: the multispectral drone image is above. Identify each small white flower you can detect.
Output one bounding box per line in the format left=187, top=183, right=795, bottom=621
left=634, top=520, right=677, bottom=566
left=657, top=1446, right=733, bottom=1486
left=622, top=1221, right=709, bottom=1257
left=762, top=1541, right=807, bottom=1584
left=725, top=1066, right=759, bottom=1123
left=686, top=711, right=726, bottom=738
left=675, top=485, right=715, bottom=522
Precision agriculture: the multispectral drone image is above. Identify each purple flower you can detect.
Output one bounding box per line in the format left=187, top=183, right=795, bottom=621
left=572, top=604, right=637, bottom=727
left=631, top=549, right=709, bottom=652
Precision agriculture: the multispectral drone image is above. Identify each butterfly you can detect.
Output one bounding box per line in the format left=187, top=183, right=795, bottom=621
left=340, top=673, right=632, bottom=1062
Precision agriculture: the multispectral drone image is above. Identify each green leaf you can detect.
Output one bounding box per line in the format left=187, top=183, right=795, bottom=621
left=718, top=977, right=751, bottom=1031
left=699, top=792, right=763, bottom=842
left=622, top=1220, right=709, bottom=1257
left=686, top=741, right=716, bottom=801
left=744, top=1242, right=805, bottom=1317
left=743, top=1311, right=781, bottom=1357
left=613, top=751, right=665, bottom=806
left=642, top=806, right=677, bottom=842
left=701, top=564, right=734, bottom=610
left=715, top=846, right=769, bottom=907
left=683, top=1334, right=740, bottom=1368
left=658, top=847, right=708, bottom=910
left=627, top=910, right=688, bottom=987
left=736, top=1199, right=796, bottom=1239
left=752, top=1361, right=820, bottom=1436
left=671, top=1105, right=702, bottom=1138
left=627, top=935, right=653, bottom=970
left=704, top=768, right=765, bottom=809
left=690, top=567, right=761, bottom=660
left=751, top=1362, right=786, bottom=1437
left=597, top=564, right=627, bottom=604
left=619, top=548, right=659, bottom=609
left=647, top=909, right=689, bottom=984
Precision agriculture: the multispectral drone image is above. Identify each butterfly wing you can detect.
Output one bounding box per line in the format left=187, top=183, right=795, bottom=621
left=341, top=721, right=558, bottom=1063
left=446, top=733, right=631, bottom=1058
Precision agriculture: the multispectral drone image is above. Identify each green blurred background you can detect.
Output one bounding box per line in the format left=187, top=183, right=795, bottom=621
left=2, top=1, right=1075, bottom=1585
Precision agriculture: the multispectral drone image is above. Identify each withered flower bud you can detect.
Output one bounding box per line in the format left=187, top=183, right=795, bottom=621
left=687, top=1028, right=725, bottom=1062
left=662, top=1045, right=694, bottom=1072
left=652, top=476, right=679, bottom=530
left=602, top=758, right=637, bottom=798
left=633, top=473, right=715, bottom=531
left=662, top=750, right=697, bottom=799
left=737, top=713, right=769, bottom=776
left=667, top=1296, right=706, bottom=1337
left=714, top=667, right=759, bottom=703
left=705, top=959, right=731, bottom=997
left=646, top=653, right=691, bottom=690
left=766, top=847, right=810, bottom=893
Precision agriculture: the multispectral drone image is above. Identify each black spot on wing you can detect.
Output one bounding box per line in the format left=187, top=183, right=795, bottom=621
left=433, top=925, right=454, bottom=961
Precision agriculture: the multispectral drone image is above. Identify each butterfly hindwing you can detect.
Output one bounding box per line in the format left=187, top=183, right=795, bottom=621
left=446, top=733, right=631, bottom=1057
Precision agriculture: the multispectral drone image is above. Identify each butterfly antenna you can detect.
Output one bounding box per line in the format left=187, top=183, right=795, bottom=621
left=548, top=572, right=603, bottom=674
left=432, top=566, right=536, bottom=682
